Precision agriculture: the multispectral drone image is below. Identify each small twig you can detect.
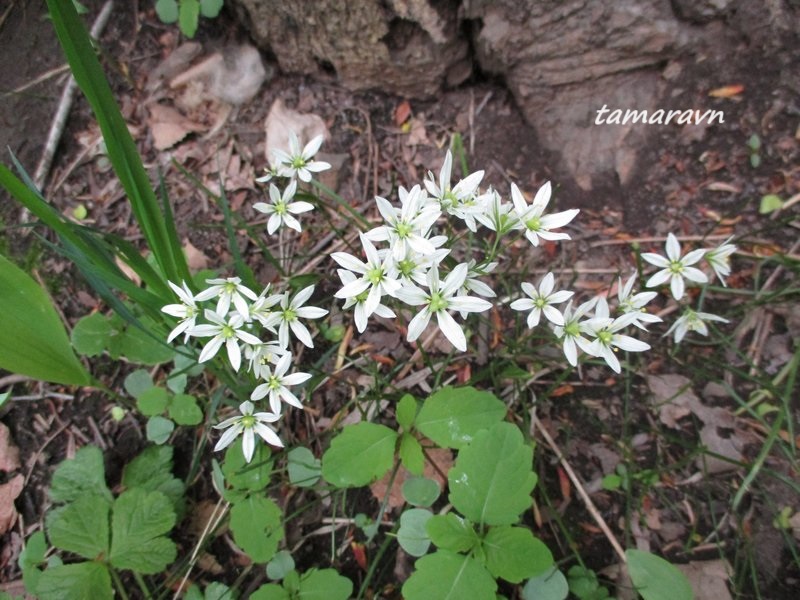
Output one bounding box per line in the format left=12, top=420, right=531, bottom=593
left=8, top=64, right=70, bottom=95
left=533, top=412, right=627, bottom=563
left=0, top=374, right=34, bottom=389
left=174, top=498, right=230, bottom=600
left=589, top=234, right=731, bottom=248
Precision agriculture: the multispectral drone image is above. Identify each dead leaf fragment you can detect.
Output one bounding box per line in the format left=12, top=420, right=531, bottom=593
left=183, top=239, right=209, bottom=271
left=264, top=99, right=328, bottom=167
left=0, top=474, right=24, bottom=535
left=370, top=447, right=452, bottom=510
left=147, top=104, right=204, bottom=150
left=676, top=559, right=733, bottom=600
left=0, top=423, right=21, bottom=472
left=708, top=84, right=744, bottom=98
left=646, top=374, right=698, bottom=428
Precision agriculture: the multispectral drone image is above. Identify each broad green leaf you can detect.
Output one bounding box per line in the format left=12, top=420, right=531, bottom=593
left=448, top=422, right=536, bottom=526
left=168, top=393, right=203, bottom=425
left=567, top=565, right=607, bottom=599
left=50, top=446, right=111, bottom=503
left=71, top=312, right=111, bottom=357
left=200, top=0, right=224, bottom=18
left=122, top=445, right=185, bottom=515
left=523, top=567, right=569, bottom=600
left=179, top=0, right=201, bottom=37
left=321, top=423, right=397, bottom=488
left=166, top=372, right=187, bottom=394
left=123, top=369, right=153, bottom=398
left=155, top=0, right=179, bottom=23
left=204, top=582, right=236, bottom=600
left=402, top=551, right=496, bottom=600
left=396, top=394, right=417, bottom=430
left=287, top=447, right=321, bottom=488
left=626, top=549, right=693, bottom=600
left=482, top=525, right=553, bottom=583
left=46, top=494, right=110, bottom=559
left=399, top=433, right=424, bottom=475
left=416, top=386, right=506, bottom=449
left=229, top=495, right=283, bottom=563
left=109, top=489, right=177, bottom=573
left=426, top=513, right=479, bottom=553
left=116, top=323, right=175, bottom=365
left=223, top=441, right=272, bottom=492
left=402, top=477, right=440, bottom=507
left=759, top=194, right=784, bottom=214
left=36, top=562, right=112, bottom=600
left=19, top=531, right=47, bottom=593
left=138, top=386, right=169, bottom=416
left=397, top=508, right=433, bottom=557
left=298, top=568, right=353, bottom=600
left=266, top=550, right=295, bottom=580
left=251, top=584, right=290, bottom=600
left=146, top=415, right=175, bottom=444
left=0, top=253, right=90, bottom=385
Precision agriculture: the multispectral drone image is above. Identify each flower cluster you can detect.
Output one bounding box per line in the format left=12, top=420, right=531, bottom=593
left=254, top=132, right=331, bottom=235
left=162, top=277, right=327, bottom=462
left=641, top=233, right=735, bottom=343
left=331, top=150, right=581, bottom=352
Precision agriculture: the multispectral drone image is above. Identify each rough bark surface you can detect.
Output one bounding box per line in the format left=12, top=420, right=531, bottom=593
left=232, top=0, right=799, bottom=191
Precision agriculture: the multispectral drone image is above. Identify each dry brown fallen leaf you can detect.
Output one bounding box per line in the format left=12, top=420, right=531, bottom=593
left=0, top=423, right=21, bottom=472
left=676, top=559, right=733, bottom=600
left=264, top=99, right=328, bottom=167
left=183, top=239, right=210, bottom=272
left=147, top=104, right=205, bottom=151
left=0, top=474, right=24, bottom=536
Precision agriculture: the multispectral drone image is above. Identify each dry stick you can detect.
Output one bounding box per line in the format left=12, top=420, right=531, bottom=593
left=174, top=498, right=230, bottom=600
left=532, top=415, right=628, bottom=563
left=10, top=64, right=71, bottom=95
left=589, top=233, right=732, bottom=248
left=31, top=0, right=115, bottom=192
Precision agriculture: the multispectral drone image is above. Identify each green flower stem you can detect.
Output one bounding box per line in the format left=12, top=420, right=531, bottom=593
left=109, top=568, right=130, bottom=600
left=371, top=460, right=402, bottom=542
left=132, top=571, right=151, bottom=599
left=356, top=525, right=397, bottom=600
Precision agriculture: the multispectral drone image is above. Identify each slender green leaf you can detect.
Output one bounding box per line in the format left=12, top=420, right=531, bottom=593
left=0, top=253, right=90, bottom=385
left=416, top=386, right=506, bottom=449
left=36, top=562, right=112, bottom=600
left=399, top=433, right=424, bottom=475
left=402, top=551, right=496, bottom=600
left=626, top=549, right=694, bottom=600
left=396, top=393, right=417, bottom=430
left=448, top=422, right=536, bottom=526
left=321, top=423, right=397, bottom=487
left=179, top=0, right=201, bottom=37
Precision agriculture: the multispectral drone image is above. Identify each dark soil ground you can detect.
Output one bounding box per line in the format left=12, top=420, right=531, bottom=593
left=1, top=1, right=799, bottom=599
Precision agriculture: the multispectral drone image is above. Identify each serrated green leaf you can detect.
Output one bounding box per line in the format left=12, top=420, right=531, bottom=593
left=223, top=441, right=272, bottom=491
left=448, top=422, right=536, bottom=526
left=50, top=446, right=111, bottom=503
left=251, top=584, right=290, bottom=600
left=36, top=561, right=112, bottom=600
left=109, top=489, right=177, bottom=573
left=626, top=549, right=693, bottom=600
left=397, top=508, right=433, bottom=557
left=138, top=386, right=169, bottom=416
left=0, top=253, right=90, bottom=385
left=19, top=531, right=47, bottom=593
left=426, top=513, right=479, bottom=553
left=122, top=445, right=185, bottom=515
left=117, top=323, right=175, bottom=365
left=146, top=415, right=174, bottom=444
left=416, top=386, right=506, bottom=449
left=229, top=495, right=283, bottom=563
left=168, top=393, right=203, bottom=425
left=402, top=476, right=440, bottom=507
left=321, top=423, right=397, bottom=488
left=298, top=568, right=353, bottom=600
left=200, top=0, right=224, bottom=18
left=403, top=551, right=496, bottom=600
left=266, top=550, right=295, bottom=580
left=396, top=394, right=417, bottom=430
left=523, top=567, right=569, bottom=600
left=179, top=0, right=201, bottom=37
left=155, top=0, right=179, bottom=23
left=46, top=493, right=110, bottom=559
left=123, top=369, right=153, bottom=398
left=482, top=525, right=553, bottom=583
left=399, top=433, right=424, bottom=475
left=71, top=312, right=111, bottom=357
left=287, top=446, right=321, bottom=488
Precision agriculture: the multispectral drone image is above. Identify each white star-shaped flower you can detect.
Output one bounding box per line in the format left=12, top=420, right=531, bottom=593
left=254, top=179, right=314, bottom=235
left=396, top=263, right=492, bottom=352
left=194, top=276, right=259, bottom=318
left=642, top=233, right=708, bottom=300
left=510, top=182, right=579, bottom=247
left=214, top=401, right=283, bottom=463
left=665, top=308, right=729, bottom=344
left=580, top=299, right=650, bottom=373
left=616, top=273, right=662, bottom=331
left=364, top=185, right=441, bottom=260
left=261, top=285, right=328, bottom=348
left=704, top=237, right=737, bottom=286
left=510, top=272, right=573, bottom=328
left=190, top=310, right=263, bottom=371
left=424, top=149, right=485, bottom=213
left=553, top=297, right=598, bottom=366
left=251, top=353, right=313, bottom=415
left=272, top=132, right=331, bottom=183
left=336, top=269, right=396, bottom=333
left=161, top=280, right=200, bottom=343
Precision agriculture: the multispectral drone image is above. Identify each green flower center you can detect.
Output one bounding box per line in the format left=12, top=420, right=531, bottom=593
left=429, top=292, right=448, bottom=312
left=224, top=282, right=237, bottom=294
left=534, top=297, right=547, bottom=309
left=597, top=329, right=613, bottom=345
left=283, top=308, right=297, bottom=322
left=366, top=266, right=384, bottom=285
left=398, top=258, right=416, bottom=277
left=275, top=200, right=288, bottom=215
left=525, top=216, right=541, bottom=231
left=268, top=375, right=281, bottom=390
left=564, top=321, right=581, bottom=337
left=668, top=260, right=684, bottom=274
left=221, top=325, right=236, bottom=339
left=241, top=415, right=255, bottom=428
left=291, top=157, right=307, bottom=169
left=395, top=222, right=413, bottom=239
